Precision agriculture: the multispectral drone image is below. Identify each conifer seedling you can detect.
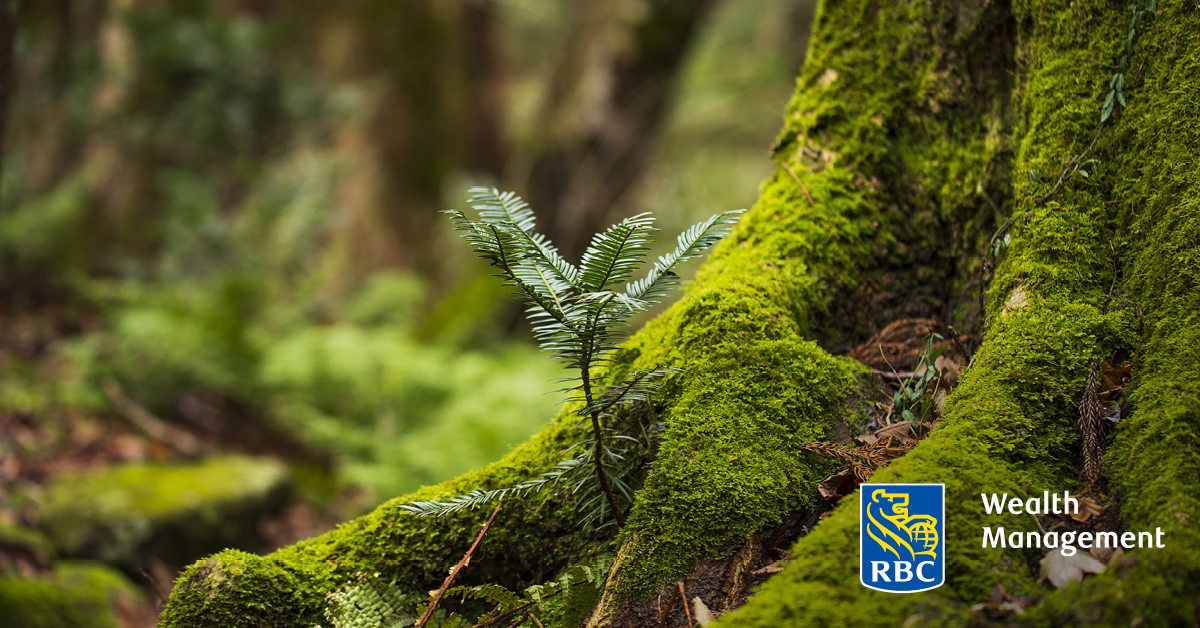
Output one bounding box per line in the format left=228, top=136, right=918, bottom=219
left=402, top=187, right=742, bottom=527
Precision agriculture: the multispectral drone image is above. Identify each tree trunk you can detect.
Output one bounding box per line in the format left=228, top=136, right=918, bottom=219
left=160, top=0, right=1200, bottom=626
left=0, top=0, right=19, bottom=209
left=516, top=0, right=718, bottom=263
left=310, top=0, right=508, bottom=290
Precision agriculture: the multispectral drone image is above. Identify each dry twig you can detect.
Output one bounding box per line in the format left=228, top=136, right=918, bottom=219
left=415, top=504, right=502, bottom=628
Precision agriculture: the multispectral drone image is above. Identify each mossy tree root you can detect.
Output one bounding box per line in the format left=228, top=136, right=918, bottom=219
left=162, top=0, right=1200, bottom=626
left=722, top=1, right=1200, bottom=626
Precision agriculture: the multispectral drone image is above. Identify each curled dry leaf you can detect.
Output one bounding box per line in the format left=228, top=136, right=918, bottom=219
left=818, top=469, right=861, bottom=500
left=1039, top=551, right=1106, bottom=589
left=692, top=597, right=716, bottom=627
left=751, top=560, right=789, bottom=576
left=856, top=421, right=920, bottom=446
left=1070, top=497, right=1104, bottom=523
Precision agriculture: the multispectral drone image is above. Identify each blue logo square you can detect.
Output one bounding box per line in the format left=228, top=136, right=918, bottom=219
left=860, top=483, right=945, bottom=592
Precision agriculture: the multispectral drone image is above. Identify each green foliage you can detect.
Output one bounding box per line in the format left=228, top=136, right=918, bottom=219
left=1100, top=0, right=1157, bottom=123
left=403, top=188, right=741, bottom=525
left=320, top=576, right=423, bottom=628
left=889, top=333, right=945, bottom=428
left=317, top=557, right=612, bottom=628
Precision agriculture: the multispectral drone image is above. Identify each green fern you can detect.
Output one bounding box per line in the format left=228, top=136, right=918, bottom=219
left=403, top=188, right=741, bottom=527
left=320, top=576, right=421, bottom=628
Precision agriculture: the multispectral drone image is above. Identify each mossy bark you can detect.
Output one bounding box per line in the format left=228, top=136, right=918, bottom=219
left=162, top=0, right=1200, bottom=626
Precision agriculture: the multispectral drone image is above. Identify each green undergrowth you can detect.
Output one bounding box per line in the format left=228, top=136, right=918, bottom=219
left=0, top=561, right=142, bottom=628
left=39, top=456, right=291, bottom=568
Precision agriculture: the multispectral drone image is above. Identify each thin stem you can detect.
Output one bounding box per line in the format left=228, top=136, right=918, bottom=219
left=582, top=366, right=626, bottom=527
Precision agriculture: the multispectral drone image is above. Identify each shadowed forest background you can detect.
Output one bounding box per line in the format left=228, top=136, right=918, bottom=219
left=0, top=0, right=818, bottom=624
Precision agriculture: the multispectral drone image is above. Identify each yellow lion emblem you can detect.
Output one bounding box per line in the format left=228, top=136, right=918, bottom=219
left=865, top=489, right=939, bottom=560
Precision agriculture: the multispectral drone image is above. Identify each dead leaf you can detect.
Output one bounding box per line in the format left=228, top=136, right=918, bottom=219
left=854, top=433, right=878, bottom=445
left=1098, top=362, right=1131, bottom=402
left=692, top=597, right=716, bottom=626
left=1039, top=551, right=1106, bottom=589
left=871, top=421, right=919, bottom=445
left=818, top=469, right=861, bottom=500
left=934, top=353, right=962, bottom=385
left=1070, top=497, right=1104, bottom=523
left=751, top=560, right=789, bottom=576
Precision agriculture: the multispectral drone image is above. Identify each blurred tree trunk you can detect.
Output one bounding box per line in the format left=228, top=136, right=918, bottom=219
left=310, top=0, right=507, bottom=291
left=0, top=0, right=19, bottom=208
left=516, top=0, right=717, bottom=262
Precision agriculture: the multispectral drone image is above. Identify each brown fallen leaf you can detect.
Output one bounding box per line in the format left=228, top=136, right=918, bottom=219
left=692, top=597, right=716, bottom=627
left=870, top=421, right=920, bottom=445
left=1098, top=362, right=1131, bottom=402
left=818, top=469, right=861, bottom=500
left=751, top=560, right=789, bottom=576
left=1039, top=551, right=1106, bottom=589
left=854, top=433, right=878, bottom=445
left=1070, top=497, right=1104, bottom=522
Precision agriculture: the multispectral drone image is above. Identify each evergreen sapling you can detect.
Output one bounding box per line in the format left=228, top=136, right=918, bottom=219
left=402, top=187, right=742, bottom=527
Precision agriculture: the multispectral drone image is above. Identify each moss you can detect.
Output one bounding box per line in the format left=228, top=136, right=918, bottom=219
left=166, top=0, right=1018, bottom=621
left=1009, top=4, right=1200, bottom=625
left=39, top=456, right=290, bottom=567
left=161, top=421, right=604, bottom=627
left=0, top=561, right=141, bottom=628
left=719, top=0, right=1154, bottom=625
left=0, top=523, right=56, bottom=560
left=598, top=0, right=1019, bottom=605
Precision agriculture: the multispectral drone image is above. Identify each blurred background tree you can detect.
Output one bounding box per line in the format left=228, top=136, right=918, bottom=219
left=0, top=0, right=813, bottom=621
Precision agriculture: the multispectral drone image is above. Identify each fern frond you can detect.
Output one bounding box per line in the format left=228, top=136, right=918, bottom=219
left=626, top=209, right=744, bottom=301
left=444, top=583, right=523, bottom=611
left=579, top=213, right=656, bottom=291
left=400, top=456, right=589, bottom=517
left=465, top=187, right=580, bottom=289
left=324, top=576, right=420, bottom=628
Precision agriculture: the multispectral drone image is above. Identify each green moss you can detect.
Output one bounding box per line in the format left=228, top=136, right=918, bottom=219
left=1009, top=4, right=1200, bottom=625
left=161, top=421, right=603, bottom=627
left=717, top=0, right=1151, bottom=625
left=601, top=0, right=1019, bottom=604
left=39, top=456, right=290, bottom=566
left=0, top=561, right=141, bottom=628
left=165, top=0, right=1018, bottom=621
left=0, top=523, right=56, bottom=561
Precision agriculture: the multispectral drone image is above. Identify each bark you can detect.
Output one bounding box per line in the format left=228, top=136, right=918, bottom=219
left=161, top=0, right=1200, bottom=626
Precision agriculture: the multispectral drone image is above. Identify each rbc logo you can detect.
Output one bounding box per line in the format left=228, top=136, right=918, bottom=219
left=860, top=483, right=945, bottom=592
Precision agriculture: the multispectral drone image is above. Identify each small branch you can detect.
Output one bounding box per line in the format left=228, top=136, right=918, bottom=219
left=102, top=379, right=212, bottom=457
left=416, top=504, right=502, bottom=628
left=873, top=369, right=917, bottom=381
left=658, top=583, right=680, bottom=628
left=780, top=161, right=814, bottom=205
left=678, top=582, right=694, bottom=628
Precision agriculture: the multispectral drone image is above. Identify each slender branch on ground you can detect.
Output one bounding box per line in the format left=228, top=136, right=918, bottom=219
left=415, top=504, right=502, bottom=628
